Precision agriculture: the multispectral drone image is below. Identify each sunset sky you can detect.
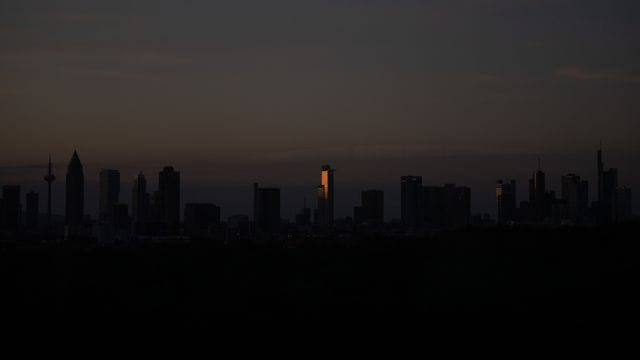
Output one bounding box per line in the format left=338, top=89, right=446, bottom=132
left=1, top=0, right=639, bottom=219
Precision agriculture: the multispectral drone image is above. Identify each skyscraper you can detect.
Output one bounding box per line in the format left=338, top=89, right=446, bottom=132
left=316, top=165, right=335, bottom=228
left=65, top=151, right=84, bottom=235
left=43, top=155, right=56, bottom=228
left=357, top=189, right=384, bottom=227
left=401, top=176, right=423, bottom=228
left=184, top=203, right=221, bottom=238
left=158, top=166, right=180, bottom=236
left=132, top=172, right=149, bottom=235
left=596, top=146, right=619, bottom=223
left=26, top=191, right=39, bottom=230
left=253, top=183, right=281, bottom=233
left=2, top=185, right=21, bottom=231
left=496, top=179, right=516, bottom=224
left=529, top=159, right=548, bottom=222
left=99, top=169, right=120, bottom=222
left=613, top=187, right=633, bottom=222
left=561, top=174, right=589, bottom=224
left=442, top=184, right=471, bottom=228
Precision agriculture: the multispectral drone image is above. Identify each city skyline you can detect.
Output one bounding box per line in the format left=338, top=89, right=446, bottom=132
left=0, top=146, right=634, bottom=230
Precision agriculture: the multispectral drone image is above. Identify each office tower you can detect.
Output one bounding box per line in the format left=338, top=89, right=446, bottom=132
left=442, top=184, right=471, bottom=228
left=561, top=174, right=589, bottom=224
left=2, top=185, right=21, bottom=231
left=613, top=187, right=633, bottom=222
left=597, top=146, right=604, bottom=202
left=99, top=169, right=120, bottom=222
left=184, top=203, right=221, bottom=238
left=316, top=165, right=335, bottom=228
left=112, top=203, right=130, bottom=241
left=26, top=191, right=39, bottom=230
left=295, top=199, right=312, bottom=228
left=43, top=155, right=56, bottom=228
left=496, top=180, right=516, bottom=224
left=424, top=184, right=470, bottom=229
left=253, top=183, right=281, bottom=233
left=528, top=160, right=549, bottom=222
left=401, top=176, right=423, bottom=228
left=65, top=151, right=84, bottom=235
left=596, top=146, right=619, bottom=223
left=158, top=166, right=180, bottom=236
left=356, top=190, right=384, bottom=227
left=132, top=172, right=149, bottom=235
left=424, top=185, right=445, bottom=227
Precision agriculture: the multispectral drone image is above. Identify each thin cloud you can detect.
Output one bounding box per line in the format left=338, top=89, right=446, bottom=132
left=556, top=66, right=640, bottom=82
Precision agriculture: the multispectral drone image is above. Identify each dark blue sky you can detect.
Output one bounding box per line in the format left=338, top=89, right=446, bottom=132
left=1, top=0, right=639, bottom=218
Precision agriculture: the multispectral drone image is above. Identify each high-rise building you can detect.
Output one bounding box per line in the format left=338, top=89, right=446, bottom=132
left=158, top=166, right=180, bottom=235
left=424, top=185, right=445, bottom=227
left=423, top=184, right=470, bottom=228
left=561, top=174, right=589, bottom=224
left=2, top=185, right=21, bottom=231
left=132, top=172, right=149, bottom=235
left=253, top=183, right=281, bottom=233
left=99, top=169, right=120, bottom=222
left=355, top=190, right=384, bottom=227
left=26, top=191, right=39, bottom=230
left=316, top=165, right=335, bottom=228
left=613, top=187, right=633, bottom=223
left=442, top=184, right=471, bottom=228
left=401, top=176, right=423, bottom=228
left=528, top=160, right=549, bottom=222
left=43, top=155, right=56, bottom=228
left=595, top=146, right=619, bottom=224
left=65, top=151, right=84, bottom=235
left=184, top=203, right=221, bottom=238
left=496, top=180, right=516, bottom=224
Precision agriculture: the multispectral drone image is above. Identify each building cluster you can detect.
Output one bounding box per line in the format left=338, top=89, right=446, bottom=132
left=0, top=147, right=635, bottom=243
left=496, top=149, right=633, bottom=226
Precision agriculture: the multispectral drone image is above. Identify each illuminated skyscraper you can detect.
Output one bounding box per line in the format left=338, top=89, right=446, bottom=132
left=316, top=165, right=335, bottom=228
left=65, top=151, right=84, bottom=235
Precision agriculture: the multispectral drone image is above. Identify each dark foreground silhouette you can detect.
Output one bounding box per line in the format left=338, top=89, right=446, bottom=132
left=2, top=224, right=638, bottom=320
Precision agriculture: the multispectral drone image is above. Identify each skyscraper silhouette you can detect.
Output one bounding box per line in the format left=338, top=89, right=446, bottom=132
left=354, top=190, right=384, bottom=227
left=43, top=155, right=56, bottom=228
left=253, top=183, right=281, bottom=233
left=530, top=159, right=547, bottom=222
left=401, top=176, right=423, bottom=228
left=99, top=169, right=120, bottom=222
left=316, top=165, right=335, bottom=228
left=65, top=151, right=84, bottom=236
left=496, top=180, right=516, bottom=224
left=132, top=172, right=149, bottom=235
left=26, top=191, right=39, bottom=230
left=158, top=166, right=180, bottom=236
left=561, top=174, right=589, bottom=224
left=2, top=185, right=21, bottom=231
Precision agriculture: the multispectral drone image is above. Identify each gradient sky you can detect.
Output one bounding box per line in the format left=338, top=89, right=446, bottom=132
left=1, top=0, right=639, bottom=219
